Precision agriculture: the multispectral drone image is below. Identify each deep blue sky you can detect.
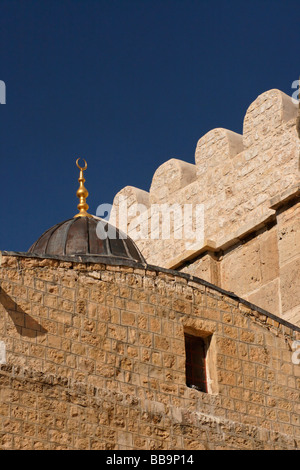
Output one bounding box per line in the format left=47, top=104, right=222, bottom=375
left=1, top=0, right=300, bottom=252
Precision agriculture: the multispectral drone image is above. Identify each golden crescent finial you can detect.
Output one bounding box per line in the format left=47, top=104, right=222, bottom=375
left=74, top=158, right=92, bottom=218
left=76, top=158, right=88, bottom=171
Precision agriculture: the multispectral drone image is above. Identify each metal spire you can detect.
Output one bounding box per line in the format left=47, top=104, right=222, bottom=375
left=74, top=158, right=92, bottom=218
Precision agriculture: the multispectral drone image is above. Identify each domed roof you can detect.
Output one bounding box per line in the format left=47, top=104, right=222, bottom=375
left=27, top=158, right=146, bottom=265
left=28, top=215, right=145, bottom=264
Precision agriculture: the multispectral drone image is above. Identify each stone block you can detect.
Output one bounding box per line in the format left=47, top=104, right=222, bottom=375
left=246, top=279, right=280, bottom=316
left=195, top=128, right=243, bottom=178
left=277, top=203, right=300, bottom=266
left=150, top=158, right=197, bottom=204
left=110, top=185, right=150, bottom=233
left=280, top=257, right=300, bottom=318
left=221, top=240, right=261, bottom=297
left=243, top=89, right=298, bottom=149
left=259, top=229, right=279, bottom=283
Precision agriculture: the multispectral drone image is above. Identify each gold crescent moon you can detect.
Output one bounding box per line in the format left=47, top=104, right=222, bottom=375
left=76, top=158, right=87, bottom=171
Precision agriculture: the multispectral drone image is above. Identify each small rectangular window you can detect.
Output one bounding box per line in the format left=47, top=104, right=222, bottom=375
left=185, top=333, right=208, bottom=393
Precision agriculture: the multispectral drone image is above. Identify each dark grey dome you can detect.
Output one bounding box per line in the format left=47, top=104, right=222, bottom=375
left=28, top=216, right=145, bottom=264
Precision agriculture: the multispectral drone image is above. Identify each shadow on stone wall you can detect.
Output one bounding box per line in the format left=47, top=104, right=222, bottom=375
left=0, top=288, right=47, bottom=338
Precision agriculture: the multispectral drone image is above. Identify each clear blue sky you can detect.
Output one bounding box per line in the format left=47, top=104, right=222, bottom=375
left=1, top=0, right=300, bottom=252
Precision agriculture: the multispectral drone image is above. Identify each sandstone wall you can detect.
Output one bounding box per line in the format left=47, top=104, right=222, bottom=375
left=0, top=254, right=299, bottom=450
left=109, top=89, right=300, bottom=325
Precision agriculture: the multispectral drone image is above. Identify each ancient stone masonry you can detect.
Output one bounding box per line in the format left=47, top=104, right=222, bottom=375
left=1, top=86, right=300, bottom=451
left=110, top=89, right=300, bottom=325
left=0, top=254, right=300, bottom=450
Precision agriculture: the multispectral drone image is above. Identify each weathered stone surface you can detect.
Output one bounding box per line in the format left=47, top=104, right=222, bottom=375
left=246, top=279, right=280, bottom=315
left=221, top=239, right=262, bottom=297
left=195, top=128, right=243, bottom=177
left=0, top=254, right=299, bottom=450
left=277, top=203, right=300, bottom=266
left=280, top=257, right=300, bottom=315
left=149, top=159, right=197, bottom=204
left=243, top=89, right=298, bottom=149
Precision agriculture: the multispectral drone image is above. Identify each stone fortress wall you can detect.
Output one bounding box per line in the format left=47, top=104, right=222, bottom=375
left=110, top=89, right=300, bottom=326
left=0, top=254, right=299, bottom=450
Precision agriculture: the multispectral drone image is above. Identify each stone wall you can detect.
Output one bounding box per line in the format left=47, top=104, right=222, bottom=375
left=0, top=254, right=299, bottom=450
left=109, top=88, right=300, bottom=325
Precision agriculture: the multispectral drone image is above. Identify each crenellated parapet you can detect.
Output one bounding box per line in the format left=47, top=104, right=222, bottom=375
left=111, top=89, right=299, bottom=258
left=110, top=88, right=300, bottom=324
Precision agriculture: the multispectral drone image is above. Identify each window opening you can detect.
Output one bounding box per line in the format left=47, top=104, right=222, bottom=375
left=185, top=333, right=208, bottom=393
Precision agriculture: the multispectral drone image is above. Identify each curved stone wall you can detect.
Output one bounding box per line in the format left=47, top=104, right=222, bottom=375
left=0, top=253, right=299, bottom=450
